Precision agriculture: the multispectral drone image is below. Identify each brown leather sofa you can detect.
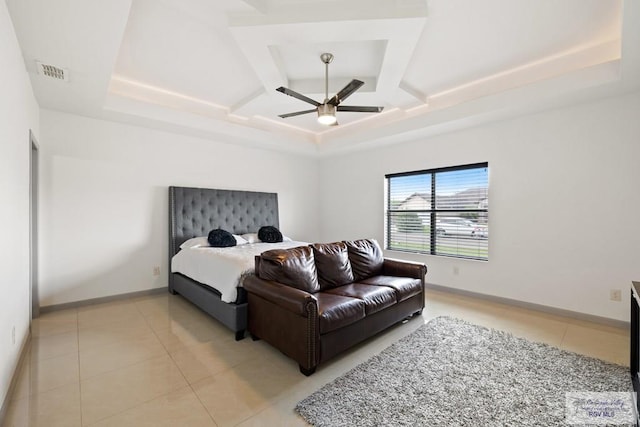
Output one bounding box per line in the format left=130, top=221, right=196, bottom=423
left=243, top=239, right=427, bottom=375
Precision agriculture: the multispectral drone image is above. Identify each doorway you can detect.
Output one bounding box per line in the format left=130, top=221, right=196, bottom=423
left=29, top=130, right=39, bottom=319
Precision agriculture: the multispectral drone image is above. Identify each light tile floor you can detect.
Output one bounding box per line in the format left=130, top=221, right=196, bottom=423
left=2, top=288, right=629, bottom=426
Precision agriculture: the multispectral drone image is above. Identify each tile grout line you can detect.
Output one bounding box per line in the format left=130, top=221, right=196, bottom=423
left=179, top=369, right=220, bottom=426
left=76, top=307, right=164, bottom=381
left=136, top=297, right=220, bottom=426
left=138, top=299, right=175, bottom=355
left=6, top=309, right=81, bottom=423
left=81, top=386, right=197, bottom=427
left=78, top=300, right=190, bottom=426
left=9, top=314, right=80, bottom=404
left=75, top=309, right=85, bottom=427
left=558, top=321, right=570, bottom=350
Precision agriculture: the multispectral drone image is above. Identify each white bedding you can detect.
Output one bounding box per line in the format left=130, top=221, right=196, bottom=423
left=171, top=241, right=307, bottom=303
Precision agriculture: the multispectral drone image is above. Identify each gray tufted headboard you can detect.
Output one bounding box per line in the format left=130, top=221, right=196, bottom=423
left=168, top=186, right=279, bottom=261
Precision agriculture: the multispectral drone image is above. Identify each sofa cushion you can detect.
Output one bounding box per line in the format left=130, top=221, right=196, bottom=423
left=315, top=293, right=366, bottom=334
left=326, top=283, right=397, bottom=315
left=359, top=276, right=422, bottom=302
left=257, top=246, right=320, bottom=293
left=311, top=242, right=354, bottom=290
left=344, top=239, right=384, bottom=281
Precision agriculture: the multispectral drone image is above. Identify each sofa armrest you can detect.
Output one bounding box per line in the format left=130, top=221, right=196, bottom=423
left=244, top=275, right=317, bottom=317
left=382, top=258, right=427, bottom=281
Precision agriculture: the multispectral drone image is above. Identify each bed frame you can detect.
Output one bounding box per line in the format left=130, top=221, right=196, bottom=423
left=168, top=186, right=279, bottom=340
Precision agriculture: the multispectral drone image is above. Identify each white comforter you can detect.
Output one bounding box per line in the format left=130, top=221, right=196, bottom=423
left=171, top=241, right=307, bottom=303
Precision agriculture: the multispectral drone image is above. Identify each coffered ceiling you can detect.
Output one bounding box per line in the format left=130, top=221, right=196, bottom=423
left=6, top=0, right=639, bottom=155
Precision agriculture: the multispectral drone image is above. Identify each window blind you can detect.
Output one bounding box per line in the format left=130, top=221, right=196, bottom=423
left=386, top=163, right=489, bottom=260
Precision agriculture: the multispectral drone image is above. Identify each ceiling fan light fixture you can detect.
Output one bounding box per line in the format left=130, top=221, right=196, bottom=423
left=317, top=103, right=337, bottom=125
left=277, top=52, right=383, bottom=125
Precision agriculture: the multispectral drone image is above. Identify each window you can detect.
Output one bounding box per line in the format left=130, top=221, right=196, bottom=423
left=386, top=163, right=489, bottom=260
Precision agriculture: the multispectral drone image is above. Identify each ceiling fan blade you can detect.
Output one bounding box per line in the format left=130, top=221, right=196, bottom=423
left=276, top=87, right=320, bottom=107
left=278, top=109, right=317, bottom=119
left=328, top=79, right=364, bottom=106
left=337, top=105, right=384, bottom=113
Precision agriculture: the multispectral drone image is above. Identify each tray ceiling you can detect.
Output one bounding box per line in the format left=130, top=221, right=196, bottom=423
left=6, top=0, right=638, bottom=155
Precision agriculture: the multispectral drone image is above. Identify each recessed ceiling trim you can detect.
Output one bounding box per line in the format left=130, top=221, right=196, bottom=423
left=251, top=114, right=316, bottom=136
left=317, top=60, right=622, bottom=151
left=230, top=0, right=427, bottom=26
left=430, top=39, right=621, bottom=106
left=109, top=75, right=229, bottom=117
left=230, top=87, right=266, bottom=113
left=230, top=15, right=427, bottom=133
left=11, top=0, right=632, bottom=155
left=399, top=80, right=427, bottom=103
left=104, top=92, right=318, bottom=153
left=239, top=0, right=269, bottom=14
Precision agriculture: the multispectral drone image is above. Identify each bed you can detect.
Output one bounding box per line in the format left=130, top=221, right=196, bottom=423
left=168, top=186, right=287, bottom=340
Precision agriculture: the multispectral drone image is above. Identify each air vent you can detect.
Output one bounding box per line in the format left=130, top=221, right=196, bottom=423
left=36, top=61, right=69, bottom=82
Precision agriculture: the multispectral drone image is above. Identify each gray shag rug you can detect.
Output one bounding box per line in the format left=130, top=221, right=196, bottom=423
left=295, top=316, right=632, bottom=426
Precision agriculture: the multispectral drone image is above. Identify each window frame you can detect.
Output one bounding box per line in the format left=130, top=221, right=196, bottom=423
left=385, top=162, right=489, bottom=261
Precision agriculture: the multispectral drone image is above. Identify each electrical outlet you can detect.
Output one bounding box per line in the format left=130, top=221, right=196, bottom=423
left=11, top=326, right=15, bottom=345
left=453, top=266, right=460, bottom=276
left=610, top=289, right=622, bottom=302
left=153, top=266, right=161, bottom=276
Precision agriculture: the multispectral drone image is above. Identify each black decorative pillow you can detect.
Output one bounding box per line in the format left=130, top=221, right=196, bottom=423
left=207, top=228, right=236, bottom=247
left=258, top=226, right=283, bottom=243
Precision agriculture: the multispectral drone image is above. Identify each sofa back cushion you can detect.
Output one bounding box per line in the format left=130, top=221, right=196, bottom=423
left=311, top=242, right=354, bottom=290
left=257, top=246, right=320, bottom=293
left=344, top=239, right=384, bottom=281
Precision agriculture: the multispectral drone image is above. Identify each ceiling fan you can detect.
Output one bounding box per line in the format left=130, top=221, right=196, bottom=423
left=276, top=53, right=384, bottom=126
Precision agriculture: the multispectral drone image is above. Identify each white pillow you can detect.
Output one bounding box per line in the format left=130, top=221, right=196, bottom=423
left=180, top=234, right=248, bottom=249
left=179, top=236, right=209, bottom=249
left=242, top=233, right=261, bottom=244
left=241, top=232, right=293, bottom=243
left=233, top=234, right=249, bottom=245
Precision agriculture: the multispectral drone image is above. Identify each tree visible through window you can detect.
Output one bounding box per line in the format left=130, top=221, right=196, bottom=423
left=386, top=163, right=489, bottom=260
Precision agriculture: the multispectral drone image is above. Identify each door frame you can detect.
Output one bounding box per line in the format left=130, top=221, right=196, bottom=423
left=29, top=130, right=39, bottom=319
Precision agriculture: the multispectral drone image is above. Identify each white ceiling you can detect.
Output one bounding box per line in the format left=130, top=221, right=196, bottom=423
left=6, top=0, right=639, bottom=156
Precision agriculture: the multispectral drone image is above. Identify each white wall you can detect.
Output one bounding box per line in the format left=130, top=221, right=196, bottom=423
left=0, top=0, right=39, bottom=410
left=319, top=92, right=640, bottom=321
left=38, top=110, right=320, bottom=306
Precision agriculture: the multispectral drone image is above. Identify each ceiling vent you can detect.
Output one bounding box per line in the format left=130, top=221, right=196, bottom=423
left=36, top=61, right=69, bottom=82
